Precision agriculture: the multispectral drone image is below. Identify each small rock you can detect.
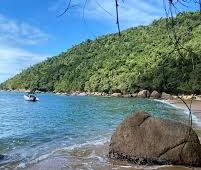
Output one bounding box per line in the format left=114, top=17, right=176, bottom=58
left=150, top=90, right=161, bottom=99
left=111, top=93, right=122, bottom=97
left=101, top=92, right=109, bottom=96
left=195, top=95, right=201, bottom=101
left=137, top=90, right=150, bottom=98
left=182, top=95, right=194, bottom=100
left=161, top=92, right=173, bottom=100
left=70, top=92, right=78, bottom=96
left=77, top=92, right=87, bottom=96
left=123, top=94, right=132, bottom=98
left=131, top=93, right=138, bottom=97
left=94, top=92, right=102, bottom=96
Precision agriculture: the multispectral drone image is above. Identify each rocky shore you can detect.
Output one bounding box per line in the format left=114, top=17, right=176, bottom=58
left=2, top=89, right=200, bottom=102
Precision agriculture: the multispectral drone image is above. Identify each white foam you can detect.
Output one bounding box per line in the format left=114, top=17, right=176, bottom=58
left=16, top=137, right=109, bottom=169
left=154, top=99, right=201, bottom=127
left=16, top=153, right=51, bottom=169
left=120, top=165, right=133, bottom=168
left=59, top=137, right=109, bottom=151
left=88, top=150, right=105, bottom=162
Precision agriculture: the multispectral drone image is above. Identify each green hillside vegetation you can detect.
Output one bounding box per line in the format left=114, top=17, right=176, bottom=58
left=1, top=11, right=201, bottom=94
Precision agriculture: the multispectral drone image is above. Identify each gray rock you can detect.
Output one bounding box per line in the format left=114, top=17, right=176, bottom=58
left=70, top=92, right=78, bottom=96
left=123, top=94, right=132, bottom=98
left=109, top=112, right=201, bottom=166
left=94, top=92, right=102, bottom=96
left=137, top=90, right=150, bottom=98
left=77, top=92, right=87, bottom=96
left=111, top=93, right=122, bottom=97
left=195, top=95, right=201, bottom=101
left=150, top=90, right=161, bottom=99
left=161, top=92, right=173, bottom=100
left=101, top=92, right=109, bottom=96
left=131, top=93, right=138, bottom=97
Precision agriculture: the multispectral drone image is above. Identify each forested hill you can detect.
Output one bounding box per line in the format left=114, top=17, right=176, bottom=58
left=1, top=11, right=201, bottom=94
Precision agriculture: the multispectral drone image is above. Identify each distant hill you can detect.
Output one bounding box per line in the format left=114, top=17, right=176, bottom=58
left=1, top=11, right=201, bottom=94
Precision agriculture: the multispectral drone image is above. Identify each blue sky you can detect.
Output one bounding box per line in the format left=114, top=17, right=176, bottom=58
left=0, top=0, right=197, bottom=83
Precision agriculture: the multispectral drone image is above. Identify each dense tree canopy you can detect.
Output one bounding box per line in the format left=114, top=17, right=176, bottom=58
left=1, top=11, right=201, bottom=94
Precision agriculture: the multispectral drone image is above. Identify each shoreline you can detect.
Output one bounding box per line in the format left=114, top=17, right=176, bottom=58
left=1, top=92, right=201, bottom=170
left=162, top=99, right=201, bottom=127
left=20, top=141, right=201, bottom=170
left=1, top=89, right=201, bottom=100
left=20, top=98, right=201, bottom=170
left=1, top=91, right=201, bottom=170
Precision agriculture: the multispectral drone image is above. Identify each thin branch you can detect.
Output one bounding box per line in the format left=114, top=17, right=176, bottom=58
left=57, top=0, right=72, bottom=17
left=94, top=0, right=116, bottom=19
left=115, top=0, right=121, bottom=36
left=177, top=95, right=193, bottom=128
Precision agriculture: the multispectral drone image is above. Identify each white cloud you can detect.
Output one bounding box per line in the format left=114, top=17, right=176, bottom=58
left=84, top=0, right=164, bottom=28
left=0, top=14, right=49, bottom=46
left=0, top=45, right=49, bottom=83
left=50, top=0, right=165, bottom=28
left=0, top=14, right=50, bottom=83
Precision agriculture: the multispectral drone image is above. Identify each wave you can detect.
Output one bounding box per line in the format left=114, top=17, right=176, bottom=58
left=16, top=136, right=110, bottom=169
left=154, top=99, right=201, bottom=127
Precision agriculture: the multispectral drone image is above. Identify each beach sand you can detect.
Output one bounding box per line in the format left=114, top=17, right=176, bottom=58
left=168, top=99, right=201, bottom=120
left=18, top=99, right=201, bottom=170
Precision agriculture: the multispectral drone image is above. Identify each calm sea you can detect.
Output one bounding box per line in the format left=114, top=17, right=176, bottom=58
left=0, top=92, right=194, bottom=169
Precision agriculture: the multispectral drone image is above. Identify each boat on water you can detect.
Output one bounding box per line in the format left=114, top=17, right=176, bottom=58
left=24, top=94, right=39, bottom=102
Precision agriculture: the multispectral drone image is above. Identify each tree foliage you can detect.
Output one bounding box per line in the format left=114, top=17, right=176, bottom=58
left=1, top=11, right=201, bottom=94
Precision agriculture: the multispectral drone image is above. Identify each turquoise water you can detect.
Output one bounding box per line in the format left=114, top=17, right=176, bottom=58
left=0, top=92, right=190, bottom=169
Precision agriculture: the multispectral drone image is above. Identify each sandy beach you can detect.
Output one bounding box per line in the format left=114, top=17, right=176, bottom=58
left=167, top=99, right=201, bottom=127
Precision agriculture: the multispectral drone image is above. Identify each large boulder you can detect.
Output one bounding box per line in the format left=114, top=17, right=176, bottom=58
left=150, top=90, right=161, bottom=99
left=161, top=92, right=173, bottom=100
left=109, top=112, right=201, bottom=166
left=137, top=90, right=150, bottom=98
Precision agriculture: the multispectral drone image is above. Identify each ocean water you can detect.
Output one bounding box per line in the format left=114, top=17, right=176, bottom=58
left=0, top=92, right=195, bottom=169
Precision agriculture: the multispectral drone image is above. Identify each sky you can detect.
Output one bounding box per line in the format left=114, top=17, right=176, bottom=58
left=0, top=0, right=198, bottom=83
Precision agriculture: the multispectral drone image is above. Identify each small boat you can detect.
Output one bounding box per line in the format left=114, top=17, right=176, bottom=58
left=24, top=94, right=39, bottom=102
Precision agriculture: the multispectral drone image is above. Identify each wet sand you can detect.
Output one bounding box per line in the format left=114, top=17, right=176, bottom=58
left=168, top=99, right=201, bottom=120
left=20, top=141, right=201, bottom=170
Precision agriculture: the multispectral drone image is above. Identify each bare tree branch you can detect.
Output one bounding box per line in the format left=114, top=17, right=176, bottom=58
left=57, top=0, right=72, bottom=17
left=94, top=0, right=116, bottom=18
left=177, top=95, right=193, bottom=128
left=115, top=0, right=121, bottom=36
